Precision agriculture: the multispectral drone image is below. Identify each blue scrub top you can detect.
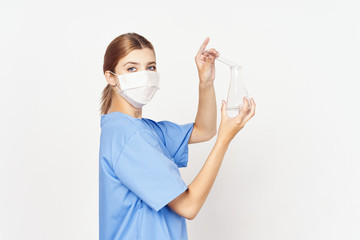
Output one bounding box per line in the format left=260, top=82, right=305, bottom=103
left=99, top=111, right=194, bottom=240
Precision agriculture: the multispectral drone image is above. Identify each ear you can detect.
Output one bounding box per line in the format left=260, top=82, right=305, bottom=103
left=104, top=71, right=117, bottom=86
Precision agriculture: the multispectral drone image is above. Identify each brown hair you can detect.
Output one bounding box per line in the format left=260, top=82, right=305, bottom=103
left=100, top=32, right=155, bottom=115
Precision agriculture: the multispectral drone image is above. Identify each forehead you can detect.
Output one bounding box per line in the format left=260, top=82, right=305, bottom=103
left=118, top=48, right=155, bottom=64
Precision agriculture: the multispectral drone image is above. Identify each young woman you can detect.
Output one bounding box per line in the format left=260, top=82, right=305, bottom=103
left=99, top=32, right=256, bottom=240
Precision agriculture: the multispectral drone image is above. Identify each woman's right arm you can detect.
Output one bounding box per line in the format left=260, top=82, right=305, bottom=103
left=168, top=97, right=256, bottom=220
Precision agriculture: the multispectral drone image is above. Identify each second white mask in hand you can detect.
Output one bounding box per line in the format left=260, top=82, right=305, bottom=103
left=109, top=70, right=160, bottom=109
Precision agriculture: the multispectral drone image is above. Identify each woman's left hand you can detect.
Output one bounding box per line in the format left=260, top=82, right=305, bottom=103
left=195, top=37, right=219, bottom=84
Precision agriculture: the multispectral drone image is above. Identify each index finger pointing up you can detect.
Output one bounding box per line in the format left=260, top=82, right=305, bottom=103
left=197, top=37, right=210, bottom=56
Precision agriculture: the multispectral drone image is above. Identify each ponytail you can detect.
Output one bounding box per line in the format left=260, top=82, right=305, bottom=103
left=100, top=84, right=113, bottom=115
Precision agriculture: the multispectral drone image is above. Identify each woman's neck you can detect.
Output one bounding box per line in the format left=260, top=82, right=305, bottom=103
left=108, top=95, right=142, bottom=119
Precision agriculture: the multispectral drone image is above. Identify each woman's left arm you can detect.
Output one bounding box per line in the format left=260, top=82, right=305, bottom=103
left=189, top=37, right=219, bottom=144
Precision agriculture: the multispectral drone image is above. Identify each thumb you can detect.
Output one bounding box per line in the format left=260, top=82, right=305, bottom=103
left=221, top=100, right=227, bottom=118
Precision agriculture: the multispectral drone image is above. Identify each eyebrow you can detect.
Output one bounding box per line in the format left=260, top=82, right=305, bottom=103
left=123, top=61, right=156, bottom=66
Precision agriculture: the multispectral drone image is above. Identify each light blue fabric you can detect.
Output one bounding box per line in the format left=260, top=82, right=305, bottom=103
left=99, top=111, right=194, bottom=240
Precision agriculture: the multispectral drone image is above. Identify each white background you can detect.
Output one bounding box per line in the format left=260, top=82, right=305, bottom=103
left=1, top=0, right=359, bottom=239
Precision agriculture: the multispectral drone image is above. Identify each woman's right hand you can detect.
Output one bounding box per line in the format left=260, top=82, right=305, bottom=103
left=217, top=97, right=256, bottom=144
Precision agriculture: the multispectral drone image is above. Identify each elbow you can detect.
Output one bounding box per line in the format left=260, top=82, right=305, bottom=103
left=193, top=124, right=217, bottom=142
left=182, top=202, right=196, bottom=220
left=206, top=129, right=217, bottom=141
left=185, top=209, right=198, bottom=221
left=169, top=189, right=199, bottom=220
left=184, top=197, right=200, bottom=221
left=211, top=129, right=217, bottom=139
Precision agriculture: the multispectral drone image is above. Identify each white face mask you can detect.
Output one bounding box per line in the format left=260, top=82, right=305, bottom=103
left=109, top=70, right=160, bottom=109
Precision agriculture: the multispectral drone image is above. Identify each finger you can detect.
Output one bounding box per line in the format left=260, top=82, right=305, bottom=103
left=202, top=51, right=211, bottom=57
left=197, top=51, right=208, bottom=61
left=243, top=98, right=256, bottom=122
left=251, top=98, right=256, bottom=113
left=197, top=37, right=210, bottom=56
left=207, top=48, right=219, bottom=55
left=250, top=98, right=256, bottom=111
left=209, top=55, right=216, bottom=63
left=198, top=51, right=210, bottom=61
left=240, top=97, right=250, bottom=112
left=243, top=97, right=251, bottom=112
left=204, top=50, right=217, bottom=59
left=221, top=100, right=228, bottom=119
left=206, top=48, right=219, bottom=58
left=235, top=97, right=250, bottom=121
left=196, top=51, right=206, bottom=61
left=206, top=54, right=215, bottom=63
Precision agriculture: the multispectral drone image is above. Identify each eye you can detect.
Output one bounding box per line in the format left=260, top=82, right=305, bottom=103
left=127, top=67, right=136, bottom=72
left=148, top=66, right=156, bottom=71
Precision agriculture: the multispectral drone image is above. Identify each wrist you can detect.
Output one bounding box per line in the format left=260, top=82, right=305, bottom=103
left=215, top=136, right=231, bottom=147
left=199, top=81, right=214, bottom=89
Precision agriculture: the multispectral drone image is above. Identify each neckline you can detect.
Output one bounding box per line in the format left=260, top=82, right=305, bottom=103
left=101, top=111, right=144, bottom=121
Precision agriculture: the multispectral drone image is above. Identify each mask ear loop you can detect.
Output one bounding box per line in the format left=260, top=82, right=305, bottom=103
left=108, top=70, right=122, bottom=93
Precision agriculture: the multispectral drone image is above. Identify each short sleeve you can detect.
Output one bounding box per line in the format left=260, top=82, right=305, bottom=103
left=156, top=121, right=194, bottom=168
left=112, top=129, right=188, bottom=212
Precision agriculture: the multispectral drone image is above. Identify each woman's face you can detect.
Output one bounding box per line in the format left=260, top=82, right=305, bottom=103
left=114, top=48, right=157, bottom=75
